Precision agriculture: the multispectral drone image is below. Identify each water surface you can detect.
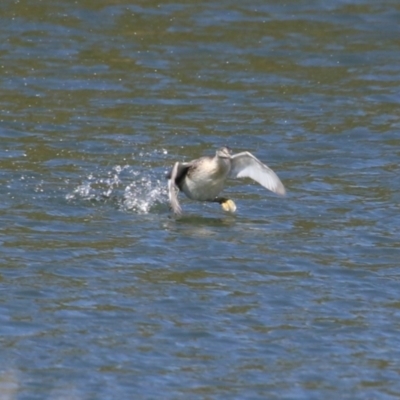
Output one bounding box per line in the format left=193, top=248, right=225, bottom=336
left=1, top=0, right=400, bottom=399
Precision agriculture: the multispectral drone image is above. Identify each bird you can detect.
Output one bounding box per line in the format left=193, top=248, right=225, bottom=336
left=166, top=147, right=285, bottom=215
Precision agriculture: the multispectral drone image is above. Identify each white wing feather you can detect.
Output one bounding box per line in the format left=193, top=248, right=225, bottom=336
left=229, top=152, right=285, bottom=195
left=168, top=162, right=182, bottom=215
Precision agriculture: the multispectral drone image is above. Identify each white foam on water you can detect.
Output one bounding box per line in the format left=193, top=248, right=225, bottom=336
left=66, top=164, right=168, bottom=214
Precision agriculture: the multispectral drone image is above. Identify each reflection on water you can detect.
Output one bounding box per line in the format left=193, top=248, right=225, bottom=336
left=1, top=0, right=400, bottom=398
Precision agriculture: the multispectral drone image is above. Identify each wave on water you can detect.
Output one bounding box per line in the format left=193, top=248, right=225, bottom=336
left=66, top=164, right=168, bottom=214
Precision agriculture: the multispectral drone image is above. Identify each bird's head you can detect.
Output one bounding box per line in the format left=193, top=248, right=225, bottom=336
left=216, top=146, right=232, bottom=159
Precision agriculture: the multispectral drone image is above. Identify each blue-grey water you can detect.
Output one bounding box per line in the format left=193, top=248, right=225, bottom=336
left=1, top=0, right=400, bottom=399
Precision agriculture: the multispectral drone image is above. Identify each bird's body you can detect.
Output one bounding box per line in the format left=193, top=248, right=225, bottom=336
left=167, top=147, right=285, bottom=215
left=180, top=155, right=230, bottom=201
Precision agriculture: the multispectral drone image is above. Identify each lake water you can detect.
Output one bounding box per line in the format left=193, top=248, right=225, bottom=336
left=1, top=0, right=400, bottom=399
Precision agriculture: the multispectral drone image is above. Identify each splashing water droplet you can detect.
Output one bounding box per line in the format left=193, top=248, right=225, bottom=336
left=66, top=164, right=168, bottom=214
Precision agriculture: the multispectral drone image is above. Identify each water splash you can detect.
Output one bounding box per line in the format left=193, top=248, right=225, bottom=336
left=66, top=164, right=168, bottom=214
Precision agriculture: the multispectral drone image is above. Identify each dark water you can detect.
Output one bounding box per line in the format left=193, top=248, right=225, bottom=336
left=1, top=0, right=400, bottom=398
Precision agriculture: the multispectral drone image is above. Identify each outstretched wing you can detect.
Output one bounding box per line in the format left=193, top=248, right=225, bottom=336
left=229, top=152, right=285, bottom=195
left=168, top=162, right=182, bottom=215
